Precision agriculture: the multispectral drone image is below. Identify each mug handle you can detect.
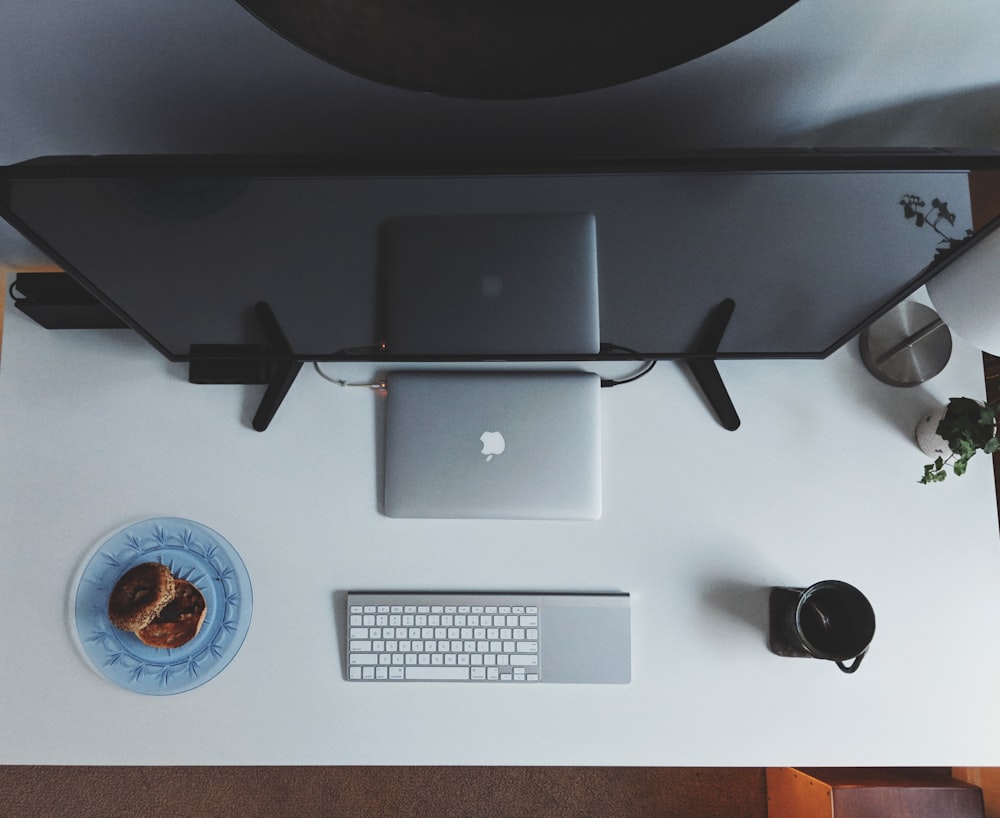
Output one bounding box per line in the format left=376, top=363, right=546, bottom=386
left=836, top=648, right=868, bottom=674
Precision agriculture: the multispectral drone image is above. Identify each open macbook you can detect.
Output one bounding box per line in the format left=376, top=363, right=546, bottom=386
left=383, top=370, right=602, bottom=520
left=380, top=212, right=600, bottom=356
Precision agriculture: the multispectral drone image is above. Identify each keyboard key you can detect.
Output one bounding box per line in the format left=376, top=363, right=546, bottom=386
left=510, top=654, right=538, bottom=666
left=406, top=666, right=470, bottom=681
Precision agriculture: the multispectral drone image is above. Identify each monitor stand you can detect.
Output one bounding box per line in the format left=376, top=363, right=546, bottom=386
left=187, top=299, right=742, bottom=434
left=188, top=302, right=302, bottom=432
left=687, top=298, right=741, bottom=431
left=250, top=302, right=303, bottom=432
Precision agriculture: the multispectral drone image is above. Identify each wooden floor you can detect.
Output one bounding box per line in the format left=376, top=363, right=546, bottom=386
left=0, top=766, right=768, bottom=818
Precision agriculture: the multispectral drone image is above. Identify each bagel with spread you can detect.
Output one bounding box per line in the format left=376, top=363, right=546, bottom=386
left=136, top=579, right=207, bottom=649
left=107, top=562, right=176, bottom=632
left=108, top=562, right=207, bottom=649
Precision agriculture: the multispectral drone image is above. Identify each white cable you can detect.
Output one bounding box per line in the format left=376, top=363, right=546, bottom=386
left=313, top=361, right=385, bottom=389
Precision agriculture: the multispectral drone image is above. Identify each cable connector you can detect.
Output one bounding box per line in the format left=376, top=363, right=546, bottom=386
left=313, top=362, right=385, bottom=390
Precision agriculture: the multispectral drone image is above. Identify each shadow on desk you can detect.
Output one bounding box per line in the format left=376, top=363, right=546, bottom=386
left=701, top=579, right=771, bottom=643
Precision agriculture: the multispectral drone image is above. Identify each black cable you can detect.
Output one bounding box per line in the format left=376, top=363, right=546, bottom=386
left=601, top=359, right=657, bottom=387
left=599, top=342, right=657, bottom=388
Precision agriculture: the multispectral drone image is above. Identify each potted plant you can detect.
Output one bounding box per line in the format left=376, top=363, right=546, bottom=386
left=918, top=397, right=1000, bottom=483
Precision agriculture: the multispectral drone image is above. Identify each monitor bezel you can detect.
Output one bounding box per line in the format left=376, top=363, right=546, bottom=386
left=2, top=149, right=997, bottom=365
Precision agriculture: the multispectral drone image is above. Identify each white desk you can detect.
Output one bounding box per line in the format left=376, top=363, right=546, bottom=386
left=2, top=291, right=999, bottom=765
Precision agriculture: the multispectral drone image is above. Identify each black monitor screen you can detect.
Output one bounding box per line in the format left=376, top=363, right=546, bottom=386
left=0, top=153, right=981, bottom=362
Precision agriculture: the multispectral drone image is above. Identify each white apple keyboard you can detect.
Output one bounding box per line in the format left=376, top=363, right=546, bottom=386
left=346, top=591, right=631, bottom=684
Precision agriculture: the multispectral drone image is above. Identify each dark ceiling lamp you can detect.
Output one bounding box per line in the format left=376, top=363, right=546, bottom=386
left=234, top=0, right=800, bottom=99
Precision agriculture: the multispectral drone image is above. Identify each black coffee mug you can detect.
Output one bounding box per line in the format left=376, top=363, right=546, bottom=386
left=768, top=580, right=876, bottom=673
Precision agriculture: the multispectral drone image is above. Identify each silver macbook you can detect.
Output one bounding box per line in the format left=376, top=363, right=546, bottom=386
left=383, top=371, right=602, bottom=520
left=380, top=213, right=600, bottom=356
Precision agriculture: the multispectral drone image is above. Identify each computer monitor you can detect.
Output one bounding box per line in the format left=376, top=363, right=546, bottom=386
left=0, top=150, right=990, bottom=428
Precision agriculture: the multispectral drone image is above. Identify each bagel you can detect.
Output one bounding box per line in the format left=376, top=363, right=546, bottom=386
left=136, top=578, right=207, bottom=649
left=107, top=562, right=176, bottom=632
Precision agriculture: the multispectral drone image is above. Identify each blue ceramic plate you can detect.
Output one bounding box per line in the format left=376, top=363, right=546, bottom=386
left=74, top=518, right=252, bottom=695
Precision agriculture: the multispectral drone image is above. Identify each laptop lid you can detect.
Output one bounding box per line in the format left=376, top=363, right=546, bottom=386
left=380, top=213, right=600, bottom=356
left=383, top=370, right=602, bottom=520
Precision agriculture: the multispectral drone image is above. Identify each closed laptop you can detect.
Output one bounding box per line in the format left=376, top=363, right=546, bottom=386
left=380, top=212, right=600, bottom=356
left=383, top=370, right=602, bottom=520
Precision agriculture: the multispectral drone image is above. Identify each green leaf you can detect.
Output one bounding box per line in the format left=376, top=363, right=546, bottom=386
left=920, top=467, right=947, bottom=484
left=952, top=438, right=975, bottom=458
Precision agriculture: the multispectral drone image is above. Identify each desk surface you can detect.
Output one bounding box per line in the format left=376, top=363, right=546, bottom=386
left=2, top=290, right=999, bottom=766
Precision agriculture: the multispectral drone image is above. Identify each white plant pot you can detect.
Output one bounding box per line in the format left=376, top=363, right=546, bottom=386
left=915, top=405, right=951, bottom=458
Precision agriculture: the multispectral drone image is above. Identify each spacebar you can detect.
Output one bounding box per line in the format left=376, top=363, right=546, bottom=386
left=405, top=666, right=470, bottom=681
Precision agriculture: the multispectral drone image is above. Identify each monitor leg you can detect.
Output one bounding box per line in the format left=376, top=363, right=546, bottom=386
left=252, top=358, right=303, bottom=432
left=250, top=301, right=302, bottom=432
left=686, top=298, right=741, bottom=431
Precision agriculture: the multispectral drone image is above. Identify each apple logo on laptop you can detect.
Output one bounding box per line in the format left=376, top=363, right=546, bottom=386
left=479, top=431, right=506, bottom=461
left=480, top=275, right=504, bottom=298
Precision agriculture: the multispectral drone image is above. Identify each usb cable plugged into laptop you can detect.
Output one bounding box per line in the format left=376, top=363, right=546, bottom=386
left=599, top=343, right=657, bottom=388
left=313, top=361, right=654, bottom=391
left=600, top=360, right=656, bottom=388
left=313, top=361, right=386, bottom=391
left=313, top=340, right=655, bottom=392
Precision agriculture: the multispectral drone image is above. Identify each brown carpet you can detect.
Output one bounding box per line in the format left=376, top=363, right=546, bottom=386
left=0, top=766, right=766, bottom=817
